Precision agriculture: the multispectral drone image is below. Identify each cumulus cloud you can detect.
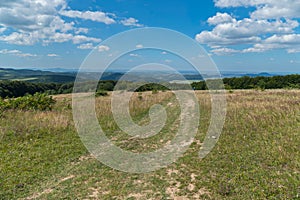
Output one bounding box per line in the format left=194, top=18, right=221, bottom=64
left=60, top=10, right=116, bottom=24
left=211, top=46, right=267, bottom=54
left=17, top=53, right=38, bottom=57
left=0, top=27, right=6, bottom=33
left=120, top=17, right=143, bottom=27
left=97, top=45, right=110, bottom=52
left=77, top=43, right=94, bottom=50
left=208, top=34, right=300, bottom=55
left=211, top=47, right=241, bottom=55
left=72, top=35, right=101, bottom=44
left=196, top=31, right=261, bottom=46
left=77, top=44, right=112, bottom=51
left=214, top=0, right=300, bottom=19
left=214, top=0, right=263, bottom=8
left=75, top=28, right=89, bottom=34
left=0, top=0, right=102, bottom=45
left=265, top=34, right=300, bottom=44
left=0, top=32, right=38, bottom=45
left=129, top=53, right=140, bottom=57
left=136, top=44, right=143, bottom=49
left=0, top=49, right=22, bottom=54
left=287, top=48, right=300, bottom=53
left=244, top=34, right=300, bottom=53
left=196, top=1, right=300, bottom=55
left=207, top=12, right=235, bottom=25
left=251, top=3, right=300, bottom=19
left=0, top=49, right=37, bottom=57
left=47, top=54, right=59, bottom=57
left=196, top=17, right=298, bottom=46
left=0, top=0, right=66, bottom=32
left=0, top=0, right=142, bottom=46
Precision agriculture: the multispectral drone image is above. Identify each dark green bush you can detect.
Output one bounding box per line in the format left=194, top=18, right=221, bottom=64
left=0, top=93, right=56, bottom=111
left=95, top=90, right=108, bottom=97
left=152, top=89, right=159, bottom=94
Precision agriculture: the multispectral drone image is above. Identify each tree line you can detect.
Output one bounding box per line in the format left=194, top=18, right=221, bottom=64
left=1, top=74, right=300, bottom=98
left=0, top=81, right=116, bottom=98
left=192, top=74, right=300, bottom=90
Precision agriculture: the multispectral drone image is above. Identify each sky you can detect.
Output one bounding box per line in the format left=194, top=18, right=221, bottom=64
left=0, top=0, right=300, bottom=73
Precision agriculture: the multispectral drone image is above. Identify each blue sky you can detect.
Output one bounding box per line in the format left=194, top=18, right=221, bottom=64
left=0, top=0, right=300, bottom=72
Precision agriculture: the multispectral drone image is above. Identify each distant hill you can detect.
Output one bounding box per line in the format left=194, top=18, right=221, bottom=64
left=0, top=68, right=129, bottom=83
left=0, top=68, right=77, bottom=83
left=0, top=67, right=297, bottom=83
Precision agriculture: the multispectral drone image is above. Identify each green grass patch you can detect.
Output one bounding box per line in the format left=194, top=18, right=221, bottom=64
left=0, top=90, right=299, bottom=199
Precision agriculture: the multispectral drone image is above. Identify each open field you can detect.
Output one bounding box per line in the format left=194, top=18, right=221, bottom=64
left=0, top=90, right=299, bottom=199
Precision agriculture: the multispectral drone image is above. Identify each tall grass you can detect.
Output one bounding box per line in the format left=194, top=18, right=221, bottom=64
left=0, top=90, right=299, bottom=199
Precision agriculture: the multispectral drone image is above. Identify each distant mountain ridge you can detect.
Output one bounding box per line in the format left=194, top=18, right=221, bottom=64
left=0, top=67, right=297, bottom=83
left=0, top=68, right=77, bottom=83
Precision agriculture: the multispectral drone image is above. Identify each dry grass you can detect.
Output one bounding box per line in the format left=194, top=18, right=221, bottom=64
left=0, top=110, right=71, bottom=136
left=94, top=91, right=174, bottom=117
left=1, top=89, right=299, bottom=199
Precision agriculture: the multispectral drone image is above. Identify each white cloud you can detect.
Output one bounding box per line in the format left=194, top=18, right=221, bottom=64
left=196, top=31, right=261, bottom=46
left=49, top=16, right=75, bottom=33
left=0, top=49, right=37, bottom=57
left=47, top=54, right=59, bottom=57
left=287, top=49, right=300, bottom=53
left=161, top=51, right=168, bottom=55
left=0, top=0, right=66, bottom=32
left=208, top=33, right=300, bottom=54
left=214, top=0, right=263, bottom=8
left=207, top=12, right=235, bottom=25
left=289, top=59, right=300, bottom=63
left=196, top=1, right=300, bottom=54
left=72, top=35, right=101, bottom=44
left=60, top=10, right=116, bottom=25
left=18, top=53, right=38, bottom=57
left=0, top=30, right=101, bottom=46
left=242, top=46, right=266, bottom=53
left=243, top=34, right=300, bottom=53
left=196, top=16, right=298, bottom=46
left=251, top=3, right=300, bottom=19
left=211, top=47, right=240, bottom=55
left=78, top=44, right=113, bottom=51
left=265, top=34, right=300, bottom=44
left=129, top=53, right=140, bottom=57
left=0, top=27, right=6, bottom=33
left=0, top=49, right=21, bottom=54
left=75, top=28, right=89, bottom=34
left=120, top=17, right=143, bottom=27
left=98, top=45, right=110, bottom=52
left=0, top=0, right=102, bottom=46
left=46, top=32, right=73, bottom=44
left=0, top=32, right=38, bottom=45
left=0, top=0, right=141, bottom=46
left=136, top=44, right=143, bottom=49
left=77, top=43, right=94, bottom=50
left=214, top=0, right=300, bottom=19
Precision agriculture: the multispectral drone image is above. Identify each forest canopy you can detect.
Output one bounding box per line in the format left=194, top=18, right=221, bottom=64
left=0, top=74, right=300, bottom=98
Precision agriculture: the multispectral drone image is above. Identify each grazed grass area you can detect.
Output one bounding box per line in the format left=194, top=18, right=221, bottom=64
left=0, top=90, right=299, bottom=199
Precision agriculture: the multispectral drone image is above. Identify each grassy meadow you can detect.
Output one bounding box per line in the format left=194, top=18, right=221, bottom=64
left=0, top=90, right=299, bottom=199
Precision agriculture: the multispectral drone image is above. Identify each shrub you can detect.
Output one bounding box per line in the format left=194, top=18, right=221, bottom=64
left=152, top=89, right=158, bottom=94
left=95, top=90, right=109, bottom=97
left=0, top=93, right=56, bottom=111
